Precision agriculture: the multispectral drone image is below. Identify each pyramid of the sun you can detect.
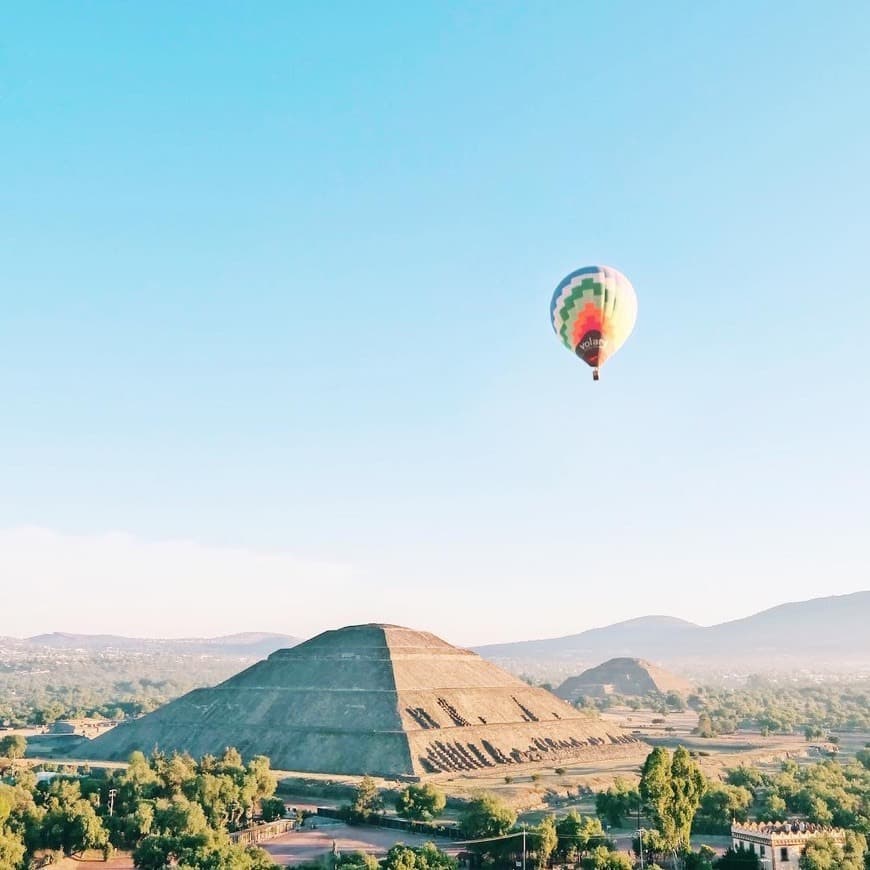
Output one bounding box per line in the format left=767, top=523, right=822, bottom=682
left=84, top=624, right=643, bottom=777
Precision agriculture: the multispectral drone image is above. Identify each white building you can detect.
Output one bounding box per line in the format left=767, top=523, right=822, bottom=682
left=731, top=821, right=846, bottom=869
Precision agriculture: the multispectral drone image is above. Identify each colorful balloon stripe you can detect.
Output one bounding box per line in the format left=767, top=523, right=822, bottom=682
left=550, top=265, right=637, bottom=373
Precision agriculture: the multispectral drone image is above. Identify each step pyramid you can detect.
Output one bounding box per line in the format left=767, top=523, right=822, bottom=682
left=557, top=657, right=693, bottom=701
left=84, top=624, right=643, bottom=777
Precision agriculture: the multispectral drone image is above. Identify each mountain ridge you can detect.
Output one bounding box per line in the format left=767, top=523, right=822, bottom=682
left=474, top=591, right=870, bottom=673
left=13, top=632, right=300, bottom=658
left=7, top=591, right=868, bottom=671
left=476, top=615, right=701, bottom=658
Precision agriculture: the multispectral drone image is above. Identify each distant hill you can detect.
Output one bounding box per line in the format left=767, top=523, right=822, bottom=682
left=11, top=591, right=870, bottom=679
left=477, top=615, right=702, bottom=662
left=556, top=657, right=693, bottom=701
left=475, top=592, right=870, bottom=676
left=20, top=632, right=300, bottom=658
left=703, top=593, right=870, bottom=654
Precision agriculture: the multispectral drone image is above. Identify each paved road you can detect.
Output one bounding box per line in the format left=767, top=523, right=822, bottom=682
left=262, top=821, right=459, bottom=866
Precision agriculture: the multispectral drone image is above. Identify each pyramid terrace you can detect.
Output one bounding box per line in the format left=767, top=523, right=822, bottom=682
left=83, top=623, right=644, bottom=778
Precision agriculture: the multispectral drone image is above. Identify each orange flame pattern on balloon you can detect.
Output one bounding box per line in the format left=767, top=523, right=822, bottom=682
left=550, top=265, right=638, bottom=371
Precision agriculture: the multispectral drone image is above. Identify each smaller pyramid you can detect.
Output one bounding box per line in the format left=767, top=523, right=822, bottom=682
left=556, top=657, right=692, bottom=701
left=83, top=624, right=643, bottom=777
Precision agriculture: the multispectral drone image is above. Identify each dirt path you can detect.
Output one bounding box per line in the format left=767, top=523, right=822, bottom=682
left=262, top=821, right=460, bottom=866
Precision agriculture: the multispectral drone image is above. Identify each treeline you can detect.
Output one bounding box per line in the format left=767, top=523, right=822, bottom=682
left=595, top=751, right=870, bottom=869
left=0, top=747, right=281, bottom=868
left=0, top=651, right=245, bottom=726
left=598, top=754, right=870, bottom=835
left=340, top=777, right=633, bottom=869
left=724, top=756, right=870, bottom=833
left=577, top=681, right=870, bottom=738
left=331, top=843, right=457, bottom=870
left=688, top=681, right=870, bottom=737
left=574, top=691, right=685, bottom=716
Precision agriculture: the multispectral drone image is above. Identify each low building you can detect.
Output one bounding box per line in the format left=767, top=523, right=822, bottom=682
left=731, top=821, right=847, bottom=869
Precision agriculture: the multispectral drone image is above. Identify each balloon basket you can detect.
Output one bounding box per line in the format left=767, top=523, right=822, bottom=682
left=592, top=368, right=600, bottom=381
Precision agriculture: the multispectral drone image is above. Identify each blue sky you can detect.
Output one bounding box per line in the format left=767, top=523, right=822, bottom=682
left=2, top=2, right=868, bottom=643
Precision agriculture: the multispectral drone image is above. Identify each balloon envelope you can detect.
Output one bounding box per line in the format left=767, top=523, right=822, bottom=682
left=550, top=265, right=637, bottom=371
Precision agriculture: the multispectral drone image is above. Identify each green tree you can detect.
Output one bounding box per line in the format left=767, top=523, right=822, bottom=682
left=132, top=794, right=277, bottom=870
left=639, top=747, right=705, bottom=852
left=395, top=784, right=446, bottom=821
left=557, top=810, right=610, bottom=860
left=633, top=829, right=669, bottom=865
left=683, top=845, right=716, bottom=870
left=556, top=809, right=583, bottom=860
left=725, top=767, right=765, bottom=790
left=124, top=751, right=160, bottom=791
left=243, top=845, right=281, bottom=870
left=351, top=776, right=383, bottom=821
left=695, top=713, right=715, bottom=738
left=0, top=829, right=26, bottom=870
left=0, top=782, right=27, bottom=870
left=640, top=749, right=676, bottom=846
left=159, top=752, right=198, bottom=794
left=259, top=797, right=285, bottom=822
left=335, top=851, right=381, bottom=870
left=666, top=692, right=686, bottom=711
left=31, top=702, right=65, bottom=725
left=582, top=844, right=633, bottom=869
left=595, top=778, right=641, bottom=827
left=579, top=816, right=609, bottom=852
left=416, top=842, right=458, bottom=870
left=382, top=842, right=457, bottom=870
left=530, top=816, right=558, bottom=869
left=843, top=832, right=869, bottom=869
left=670, top=747, right=707, bottom=849
left=33, top=778, right=110, bottom=857
left=133, top=833, right=184, bottom=869
left=799, top=834, right=864, bottom=870
left=381, top=844, right=419, bottom=870
left=246, top=756, right=277, bottom=802
left=0, top=736, right=26, bottom=761
left=758, top=793, right=787, bottom=821
left=221, top=747, right=244, bottom=770
left=0, top=745, right=290, bottom=866
left=694, top=784, right=752, bottom=833
left=714, top=846, right=761, bottom=869
left=134, top=831, right=276, bottom=869
left=459, top=793, right=516, bottom=838
left=804, top=795, right=834, bottom=826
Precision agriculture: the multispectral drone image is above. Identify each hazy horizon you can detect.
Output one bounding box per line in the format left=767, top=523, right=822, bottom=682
left=4, top=3, right=869, bottom=645
left=2, top=526, right=866, bottom=646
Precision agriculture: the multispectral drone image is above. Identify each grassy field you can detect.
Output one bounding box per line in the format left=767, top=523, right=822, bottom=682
left=269, top=705, right=818, bottom=820
left=13, top=703, right=864, bottom=820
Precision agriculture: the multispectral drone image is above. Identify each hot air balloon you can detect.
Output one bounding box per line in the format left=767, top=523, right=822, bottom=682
left=550, top=265, right=638, bottom=381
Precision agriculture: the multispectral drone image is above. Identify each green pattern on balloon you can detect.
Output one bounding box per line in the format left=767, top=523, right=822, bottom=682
left=557, top=278, right=602, bottom=344
left=550, top=265, right=638, bottom=375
